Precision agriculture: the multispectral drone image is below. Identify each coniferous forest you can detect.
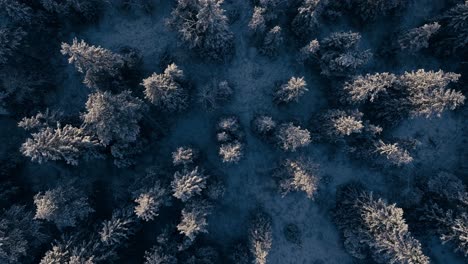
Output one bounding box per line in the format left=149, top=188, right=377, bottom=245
left=0, top=0, right=467, bottom=263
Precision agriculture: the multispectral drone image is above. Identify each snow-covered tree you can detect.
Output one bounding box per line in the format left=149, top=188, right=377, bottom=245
left=172, top=146, right=199, bottom=167
left=249, top=211, right=272, bottom=264
left=0, top=0, right=33, bottom=25
left=320, top=109, right=364, bottom=140
left=334, top=186, right=429, bottom=263
left=297, top=39, right=319, bottom=63
left=34, top=185, right=94, bottom=229
left=142, top=63, right=188, bottom=112
left=252, top=115, right=277, bottom=137
left=249, top=6, right=267, bottom=33
left=144, top=245, right=177, bottom=264
left=99, top=209, right=135, bottom=246
left=399, top=22, right=440, bottom=53
left=344, top=72, right=397, bottom=104
left=260, top=26, right=283, bottom=57
left=276, top=157, right=320, bottom=199
left=219, top=141, right=243, bottom=163
left=20, top=124, right=99, bottom=165
left=291, top=0, right=324, bottom=37
left=61, top=38, right=125, bottom=89
left=318, top=31, right=372, bottom=77
left=83, top=90, right=144, bottom=146
left=351, top=0, right=406, bottom=21
left=0, top=27, right=26, bottom=64
left=358, top=193, right=430, bottom=264
left=374, top=140, right=413, bottom=166
left=276, top=123, right=311, bottom=152
left=168, top=0, right=234, bottom=61
left=0, top=206, right=46, bottom=264
left=274, top=77, right=308, bottom=104
left=40, top=0, right=102, bottom=20
left=172, top=167, right=208, bottom=202
left=17, top=110, right=58, bottom=131
left=422, top=204, right=468, bottom=256
left=177, top=201, right=211, bottom=241
left=436, top=1, right=468, bottom=54
left=399, top=69, right=464, bottom=118
left=427, top=172, right=467, bottom=204
left=134, top=182, right=168, bottom=221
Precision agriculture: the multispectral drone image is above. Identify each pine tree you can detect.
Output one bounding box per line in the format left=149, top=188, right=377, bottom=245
left=400, top=69, right=464, bottom=118
left=320, top=109, right=364, bottom=140
left=274, top=77, right=308, bottom=104
left=291, top=0, right=324, bottom=37
left=344, top=72, right=397, bottom=104
left=251, top=115, right=277, bottom=137
left=0, top=27, right=26, bottom=64
left=319, top=31, right=372, bottom=77
left=177, top=200, right=211, bottom=241
left=99, top=209, right=135, bottom=246
left=144, top=245, right=177, bottom=264
left=249, top=7, right=267, bottom=33
left=249, top=211, right=272, bottom=264
left=40, top=0, right=102, bottom=20
left=142, top=63, right=188, bottom=112
left=0, top=206, right=46, bottom=264
left=275, top=157, right=320, bottom=199
left=34, top=184, right=94, bottom=229
left=134, top=182, right=168, bottom=221
left=169, top=0, right=234, bottom=61
left=0, top=0, right=33, bottom=25
left=61, top=38, right=125, bottom=89
left=297, top=39, right=319, bottom=63
left=436, top=1, right=468, bottom=54
left=276, top=123, right=311, bottom=152
left=352, top=0, right=406, bottom=21
left=398, top=22, right=440, bottom=53
left=171, top=167, right=208, bottom=202
left=83, top=90, right=144, bottom=146
left=172, top=146, right=199, bottom=167
left=374, top=140, right=413, bottom=166
left=422, top=204, right=468, bottom=257
left=358, top=193, right=430, bottom=264
left=219, top=141, right=243, bottom=163
left=260, top=26, right=283, bottom=57
left=20, top=124, right=100, bottom=165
